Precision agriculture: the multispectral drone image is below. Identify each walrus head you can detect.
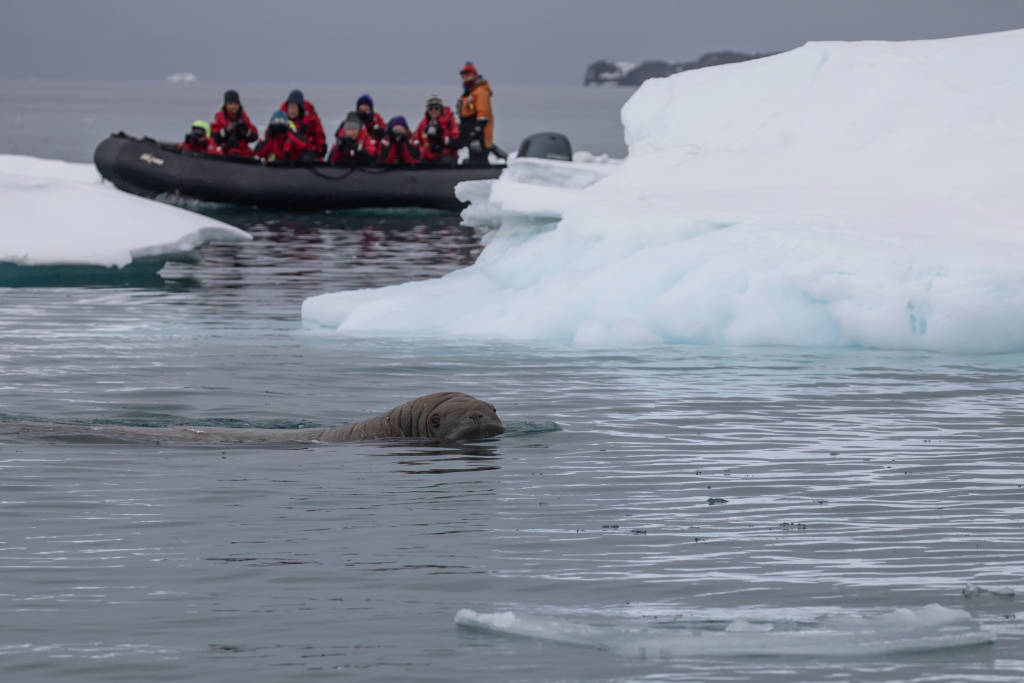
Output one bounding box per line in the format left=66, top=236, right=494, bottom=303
left=423, top=392, right=505, bottom=441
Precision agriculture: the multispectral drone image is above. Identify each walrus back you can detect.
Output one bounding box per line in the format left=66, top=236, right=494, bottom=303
left=319, top=392, right=469, bottom=442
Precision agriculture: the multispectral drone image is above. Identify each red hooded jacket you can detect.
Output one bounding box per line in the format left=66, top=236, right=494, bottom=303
left=378, top=135, right=421, bottom=165
left=328, top=127, right=378, bottom=164
left=357, top=110, right=388, bottom=140
left=279, top=99, right=326, bottom=158
left=415, top=106, right=460, bottom=162
left=178, top=137, right=221, bottom=155
left=254, top=127, right=312, bottom=163
left=211, top=107, right=258, bottom=157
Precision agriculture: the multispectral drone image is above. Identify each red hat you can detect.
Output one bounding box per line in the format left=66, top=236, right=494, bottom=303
left=460, top=61, right=478, bottom=76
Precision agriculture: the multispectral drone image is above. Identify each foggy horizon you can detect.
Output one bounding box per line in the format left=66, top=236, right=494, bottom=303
left=3, top=0, right=1023, bottom=86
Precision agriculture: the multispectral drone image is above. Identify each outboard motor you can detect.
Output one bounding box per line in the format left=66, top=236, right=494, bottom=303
left=517, top=132, right=572, bottom=162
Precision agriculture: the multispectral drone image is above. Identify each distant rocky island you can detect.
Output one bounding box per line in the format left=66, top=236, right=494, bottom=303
left=584, top=51, right=776, bottom=86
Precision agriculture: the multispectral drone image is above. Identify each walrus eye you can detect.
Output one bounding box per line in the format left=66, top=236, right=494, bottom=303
left=430, top=414, right=441, bottom=429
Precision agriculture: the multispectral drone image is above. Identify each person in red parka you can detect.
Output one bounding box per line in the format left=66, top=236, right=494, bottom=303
left=279, top=89, right=326, bottom=159
left=415, top=94, right=459, bottom=165
left=255, top=111, right=312, bottom=163
left=378, top=116, right=420, bottom=165
left=178, top=120, right=221, bottom=154
left=328, top=111, right=378, bottom=165
left=211, top=89, right=258, bottom=157
left=355, top=93, right=387, bottom=141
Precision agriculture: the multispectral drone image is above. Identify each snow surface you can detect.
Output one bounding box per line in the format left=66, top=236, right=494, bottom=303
left=302, top=29, right=1024, bottom=353
left=0, top=154, right=250, bottom=268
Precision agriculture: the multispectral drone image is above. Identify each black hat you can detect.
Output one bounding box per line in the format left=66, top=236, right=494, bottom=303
left=286, top=89, right=304, bottom=106
left=223, top=89, right=240, bottom=105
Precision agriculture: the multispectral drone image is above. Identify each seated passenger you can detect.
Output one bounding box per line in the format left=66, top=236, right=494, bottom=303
left=378, top=116, right=420, bottom=166
left=355, top=94, right=387, bottom=140
left=178, top=120, right=221, bottom=154
left=211, top=89, right=258, bottom=157
left=279, top=89, right=326, bottom=159
left=415, top=95, right=459, bottom=165
left=254, top=110, right=312, bottom=163
left=328, top=112, right=377, bottom=165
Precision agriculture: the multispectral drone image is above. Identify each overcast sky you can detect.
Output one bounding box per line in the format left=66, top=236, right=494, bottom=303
left=3, top=0, right=1022, bottom=85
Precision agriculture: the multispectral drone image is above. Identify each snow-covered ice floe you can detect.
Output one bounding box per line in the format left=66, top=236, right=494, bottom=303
left=302, top=29, right=1024, bottom=353
left=455, top=604, right=993, bottom=658
left=0, top=154, right=250, bottom=282
left=166, top=72, right=198, bottom=84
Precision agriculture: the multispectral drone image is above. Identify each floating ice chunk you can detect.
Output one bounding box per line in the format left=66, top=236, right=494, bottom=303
left=304, top=30, right=1024, bottom=353
left=962, top=583, right=1016, bottom=599
left=455, top=604, right=993, bottom=658
left=456, top=155, right=620, bottom=230
left=0, top=154, right=250, bottom=270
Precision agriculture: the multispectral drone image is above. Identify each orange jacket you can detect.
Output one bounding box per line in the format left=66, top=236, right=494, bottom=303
left=458, top=78, right=494, bottom=148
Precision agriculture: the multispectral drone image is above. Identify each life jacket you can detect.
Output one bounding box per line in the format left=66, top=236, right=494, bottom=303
left=415, top=107, right=460, bottom=162
left=211, top=107, right=258, bottom=157
left=279, top=100, right=326, bottom=158
left=458, top=77, right=494, bottom=148
left=357, top=110, right=388, bottom=140
left=178, top=137, right=221, bottom=155
left=378, top=135, right=421, bottom=165
left=328, top=128, right=378, bottom=165
left=254, top=128, right=311, bottom=163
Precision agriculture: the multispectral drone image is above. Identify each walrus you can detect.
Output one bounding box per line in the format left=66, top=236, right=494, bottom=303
left=3, top=392, right=504, bottom=444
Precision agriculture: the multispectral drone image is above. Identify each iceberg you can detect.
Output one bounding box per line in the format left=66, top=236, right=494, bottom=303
left=0, top=154, right=250, bottom=277
left=302, top=29, right=1024, bottom=353
left=165, top=72, right=198, bottom=84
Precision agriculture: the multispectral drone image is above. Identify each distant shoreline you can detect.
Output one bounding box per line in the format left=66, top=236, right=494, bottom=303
left=584, top=50, right=777, bottom=86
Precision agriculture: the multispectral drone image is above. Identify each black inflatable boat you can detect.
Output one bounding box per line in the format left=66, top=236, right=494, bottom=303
left=93, top=133, right=505, bottom=211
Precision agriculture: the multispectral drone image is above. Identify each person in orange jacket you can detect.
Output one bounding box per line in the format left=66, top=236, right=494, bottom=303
left=457, top=61, right=494, bottom=165
left=415, top=95, right=459, bottom=165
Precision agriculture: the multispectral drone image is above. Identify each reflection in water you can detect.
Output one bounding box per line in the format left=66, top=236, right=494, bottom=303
left=369, top=441, right=501, bottom=475
left=159, top=207, right=486, bottom=318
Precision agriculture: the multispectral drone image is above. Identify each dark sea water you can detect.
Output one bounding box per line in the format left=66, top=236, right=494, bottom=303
left=2, top=81, right=1024, bottom=682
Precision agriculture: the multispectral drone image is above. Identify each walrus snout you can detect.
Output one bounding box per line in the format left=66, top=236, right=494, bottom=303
left=468, top=411, right=505, bottom=437
left=445, top=407, right=505, bottom=440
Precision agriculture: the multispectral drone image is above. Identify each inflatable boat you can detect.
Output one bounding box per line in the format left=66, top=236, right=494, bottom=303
left=93, top=133, right=506, bottom=211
